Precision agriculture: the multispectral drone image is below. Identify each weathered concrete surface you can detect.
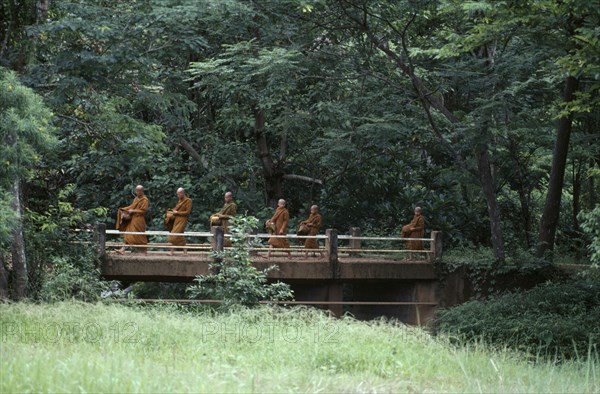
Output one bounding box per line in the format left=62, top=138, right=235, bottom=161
left=102, top=253, right=437, bottom=282
left=252, top=259, right=331, bottom=280
left=102, top=253, right=211, bottom=282
left=338, top=260, right=436, bottom=280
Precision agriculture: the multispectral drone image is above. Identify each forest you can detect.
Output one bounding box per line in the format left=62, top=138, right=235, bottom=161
left=1, top=0, right=600, bottom=391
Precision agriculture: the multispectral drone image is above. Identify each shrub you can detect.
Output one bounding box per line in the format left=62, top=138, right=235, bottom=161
left=579, top=206, right=600, bottom=267
left=26, top=187, right=108, bottom=301
left=187, top=215, right=294, bottom=308
left=440, top=247, right=567, bottom=298
left=39, top=252, right=104, bottom=302
left=434, top=276, right=600, bottom=359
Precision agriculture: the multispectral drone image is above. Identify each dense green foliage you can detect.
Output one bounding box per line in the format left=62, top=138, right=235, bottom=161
left=0, top=0, right=598, bottom=260
left=441, top=247, right=567, bottom=298
left=187, top=215, right=294, bottom=307
left=0, top=68, right=54, bottom=249
left=0, top=1, right=599, bottom=380
left=1, top=1, right=595, bottom=236
left=26, top=191, right=107, bottom=301
left=580, top=207, right=600, bottom=266
left=1, top=302, right=598, bottom=392
left=435, top=275, right=600, bottom=359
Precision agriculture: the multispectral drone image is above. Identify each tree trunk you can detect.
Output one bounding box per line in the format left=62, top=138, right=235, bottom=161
left=253, top=108, right=284, bottom=207
left=10, top=177, right=28, bottom=300
left=588, top=159, right=596, bottom=210
left=508, top=139, right=533, bottom=248
left=536, top=76, right=579, bottom=258
left=477, top=145, right=505, bottom=261
left=0, top=254, right=8, bottom=300
left=572, top=160, right=582, bottom=232
left=572, top=159, right=583, bottom=258
left=36, top=0, right=50, bottom=23
left=517, top=189, right=534, bottom=249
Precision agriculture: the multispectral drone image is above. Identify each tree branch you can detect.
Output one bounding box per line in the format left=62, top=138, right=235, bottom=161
left=283, top=174, right=323, bottom=185
left=278, top=129, right=287, bottom=163
left=178, top=137, right=209, bottom=170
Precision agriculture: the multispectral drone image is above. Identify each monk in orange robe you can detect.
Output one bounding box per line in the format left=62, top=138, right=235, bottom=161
left=401, top=207, right=425, bottom=259
left=166, top=187, right=192, bottom=254
left=267, top=199, right=290, bottom=258
left=211, top=192, right=237, bottom=247
left=300, top=205, right=323, bottom=258
left=116, top=185, right=149, bottom=254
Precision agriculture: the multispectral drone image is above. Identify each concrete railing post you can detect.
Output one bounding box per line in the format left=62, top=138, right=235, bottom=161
left=211, top=226, right=225, bottom=271
left=211, top=226, right=224, bottom=253
left=326, top=229, right=338, bottom=264
left=349, top=227, right=361, bottom=257
left=249, top=228, right=258, bottom=256
left=94, top=223, right=106, bottom=260
left=430, top=231, right=443, bottom=262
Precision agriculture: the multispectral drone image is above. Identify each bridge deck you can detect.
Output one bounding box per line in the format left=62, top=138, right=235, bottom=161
left=94, top=226, right=450, bottom=324
left=102, top=251, right=436, bottom=282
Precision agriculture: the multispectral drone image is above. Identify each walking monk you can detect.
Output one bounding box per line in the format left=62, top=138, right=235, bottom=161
left=401, top=206, right=425, bottom=259
left=300, top=205, right=323, bottom=258
left=266, top=199, right=290, bottom=258
left=211, top=192, right=237, bottom=247
left=116, top=185, right=149, bottom=254
left=166, top=187, right=192, bottom=254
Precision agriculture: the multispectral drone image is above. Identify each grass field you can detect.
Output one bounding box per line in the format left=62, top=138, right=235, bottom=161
left=1, top=302, right=598, bottom=393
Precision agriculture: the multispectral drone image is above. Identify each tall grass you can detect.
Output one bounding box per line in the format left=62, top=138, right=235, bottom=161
left=1, top=301, right=598, bottom=393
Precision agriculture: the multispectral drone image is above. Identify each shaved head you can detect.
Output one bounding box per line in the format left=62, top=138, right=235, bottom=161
left=136, top=185, right=144, bottom=191
left=415, top=207, right=421, bottom=214
left=177, top=187, right=185, bottom=193
left=225, top=192, right=232, bottom=197
left=311, top=205, right=318, bottom=211
left=278, top=199, right=286, bottom=206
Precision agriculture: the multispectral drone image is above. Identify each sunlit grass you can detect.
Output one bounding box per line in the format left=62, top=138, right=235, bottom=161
left=1, top=301, right=598, bottom=393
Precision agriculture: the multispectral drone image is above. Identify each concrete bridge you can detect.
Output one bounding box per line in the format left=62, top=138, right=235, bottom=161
left=94, top=225, right=462, bottom=325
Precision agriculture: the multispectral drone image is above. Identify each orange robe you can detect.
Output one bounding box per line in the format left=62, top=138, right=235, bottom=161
left=301, top=213, right=321, bottom=249
left=117, top=196, right=149, bottom=245
left=168, top=197, right=192, bottom=246
left=268, top=207, right=290, bottom=249
left=402, top=214, right=425, bottom=250
left=215, top=201, right=237, bottom=232
left=213, top=201, right=237, bottom=247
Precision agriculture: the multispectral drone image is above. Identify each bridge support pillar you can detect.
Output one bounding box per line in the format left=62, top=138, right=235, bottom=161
left=411, top=281, right=437, bottom=326
left=327, top=283, right=343, bottom=317
left=94, top=223, right=106, bottom=262
left=325, top=229, right=342, bottom=317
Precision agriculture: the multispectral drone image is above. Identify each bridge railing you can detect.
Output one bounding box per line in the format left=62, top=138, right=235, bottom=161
left=337, top=227, right=442, bottom=262
left=240, top=230, right=328, bottom=258
left=94, top=224, right=442, bottom=262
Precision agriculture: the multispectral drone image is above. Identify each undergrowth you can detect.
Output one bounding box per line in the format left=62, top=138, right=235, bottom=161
left=1, top=301, right=598, bottom=392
